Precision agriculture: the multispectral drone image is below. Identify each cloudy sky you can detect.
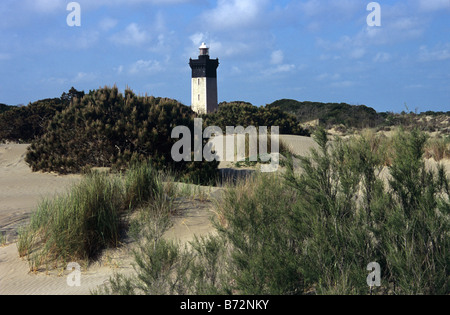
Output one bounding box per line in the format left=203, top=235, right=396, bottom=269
left=0, top=0, right=449, bottom=112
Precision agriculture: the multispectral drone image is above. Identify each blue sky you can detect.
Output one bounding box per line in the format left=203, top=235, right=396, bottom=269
left=0, top=0, right=449, bottom=113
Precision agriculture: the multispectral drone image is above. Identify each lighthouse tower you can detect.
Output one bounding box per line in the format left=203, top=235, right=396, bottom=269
left=189, top=43, right=219, bottom=114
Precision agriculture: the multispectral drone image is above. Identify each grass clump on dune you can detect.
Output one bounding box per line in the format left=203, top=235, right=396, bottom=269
left=18, top=162, right=164, bottom=271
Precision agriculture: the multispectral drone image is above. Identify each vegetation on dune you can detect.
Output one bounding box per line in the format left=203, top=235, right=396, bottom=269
left=0, top=99, right=67, bottom=143
left=24, top=86, right=219, bottom=185
left=268, top=99, right=450, bottom=133
left=204, top=101, right=310, bottom=136
left=268, top=99, right=384, bottom=129
left=425, top=135, right=450, bottom=161
left=3, top=88, right=449, bottom=294
left=0, top=88, right=89, bottom=143
left=0, top=103, right=15, bottom=114
left=17, top=162, right=168, bottom=270
left=95, top=129, right=449, bottom=295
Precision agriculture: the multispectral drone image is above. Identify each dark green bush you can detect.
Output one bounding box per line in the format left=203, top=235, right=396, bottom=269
left=204, top=101, right=309, bottom=136
left=25, top=86, right=219, bottom=185
left=268, top=99, right=384, bottom=129
left=0, top=98, right=67, bottom=142
left=0, top=103, right=14, bottom=114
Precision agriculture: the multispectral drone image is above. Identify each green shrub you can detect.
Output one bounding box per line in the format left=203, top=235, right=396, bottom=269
left=380, top=129, right=449, bottom=294
left=204, top=102, right=309, bottom=136
left=0, top=98, right=67, bottom=142
left=95, top=129, right=449, bottom=295
left=215, top=174, right=304, bottom=295
left=0, top=103, right=14, bottom=114
left=25, top=86, right=219, bottom=185
left=285, top=128, right=448, bottom=294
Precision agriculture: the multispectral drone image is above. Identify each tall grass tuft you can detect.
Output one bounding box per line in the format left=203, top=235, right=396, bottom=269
left=124, top=161, right=163, bottom=210
left=17, top=161, right=167, bottom=271
left=425, top=135, right=450, bottom=161
left=18, top=172, right=124, bottom=269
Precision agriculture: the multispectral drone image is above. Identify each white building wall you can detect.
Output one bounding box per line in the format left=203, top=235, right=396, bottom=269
left=191, top=77, right=218, bottom=114
left=191, top=77, right=206, bottom=114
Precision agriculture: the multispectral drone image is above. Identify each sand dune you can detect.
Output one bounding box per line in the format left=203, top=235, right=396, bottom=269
left=1, top=136, right=448, bottom=295
left=0, top=143, right=220, bottom=295
left=0, top=144, right=81, bottom=243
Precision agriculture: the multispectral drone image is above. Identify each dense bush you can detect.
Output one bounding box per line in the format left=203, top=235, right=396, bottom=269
left=269, top=99, right=450, bottom=132
left=268, top=99, right=384, bottom=129
left=96, top=128, right=449, bottom=295
left=0, top=98, right=67, bottom=142
left=0, top=103, right=14, bottom=114
left=0, top=88, right=87, bottom=143
left=25, top=86, right=219, bottom=184
left=203, top=101, right=310, bottom=136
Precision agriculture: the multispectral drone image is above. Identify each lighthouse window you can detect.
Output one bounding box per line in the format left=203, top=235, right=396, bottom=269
left=198, top=79, right=200, bottom=85
left=198, top=94, right=200, bottom=101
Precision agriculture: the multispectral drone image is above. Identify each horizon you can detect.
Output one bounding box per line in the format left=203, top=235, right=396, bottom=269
left=1, top=1, right=449, bottom=113
left=3, top=90, right=450, bottom=115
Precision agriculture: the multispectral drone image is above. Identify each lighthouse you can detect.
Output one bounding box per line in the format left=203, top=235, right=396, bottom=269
left=189, top=43, right=219, bottom=114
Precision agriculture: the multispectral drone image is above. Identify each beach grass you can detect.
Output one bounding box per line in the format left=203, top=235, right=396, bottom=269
left=17, top=161, right=165, bottom=271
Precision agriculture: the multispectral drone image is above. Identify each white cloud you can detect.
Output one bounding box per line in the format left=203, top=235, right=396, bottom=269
left=26, top=0, right=65, bottom=13
left=188, top=32, right=254, bottom=58
left=299, top=0, right=361, bottom=17
left=99, top=18, right=118, bottom=32
left=418, top=0, right=450, bottom=11
left=129, top=59, right=162, bottom=74
left=419, top=43, right=450, bottom=61
left=189, top=32, right=206, bottom=47
left=116, top=65, right=124, bottom=75
left=349, top=48, right=366, bottom=60
left=263, top=64, right=295, bottom=76
left=200, top=0, right=270, bottom=31
left=110, top=23, right=149, bottom=46
left=73, top=72, right=97, bottom=83
left=374, top=52, right=391, bottom=63
left=330, top=80, right=356, bottom=88
left=270, top=50, right=284, bottom=65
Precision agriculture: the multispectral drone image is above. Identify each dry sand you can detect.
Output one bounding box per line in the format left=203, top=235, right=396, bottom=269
left=0, top=143, right=224, bottom=295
